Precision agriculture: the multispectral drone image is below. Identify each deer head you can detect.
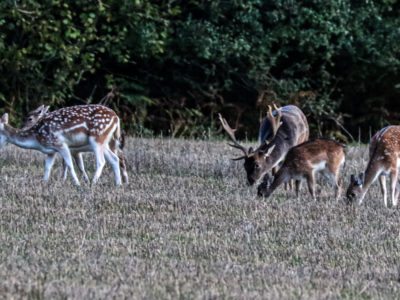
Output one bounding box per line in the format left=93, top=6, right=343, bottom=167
left=21, top=105, right=50, bottom=130
left=219, top=104, right=283, bottom=185
left=257, top=174, right=273, bottom=197
left=346, top=172, right=365, bottom=204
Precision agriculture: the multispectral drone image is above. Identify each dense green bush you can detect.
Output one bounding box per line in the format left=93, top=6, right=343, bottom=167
left=0, top=0, right=399, bottom=140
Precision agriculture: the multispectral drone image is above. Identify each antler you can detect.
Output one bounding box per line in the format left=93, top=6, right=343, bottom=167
left=218, top=113, right=249, bottom=158
left=266, top=103, right=282, bottom=143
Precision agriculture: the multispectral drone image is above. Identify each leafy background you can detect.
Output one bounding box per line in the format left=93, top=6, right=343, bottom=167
left=0, top=0, right=399, bottom=141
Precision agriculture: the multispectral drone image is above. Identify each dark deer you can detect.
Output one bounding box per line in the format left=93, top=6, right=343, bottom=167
left=346, top=126, right=400, bottom=207
left=257, top=139, right=346, bottom=200
left=219, top=104, right=309, bottom=186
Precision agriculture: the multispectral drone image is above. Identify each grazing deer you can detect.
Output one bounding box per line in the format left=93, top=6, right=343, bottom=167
left=257, top=139, right=345, bottom=200
left=0, top=104, right=123, bottom=185
left=21, top=105, right=129, bottom=183
left=219, top=104, right=309, bottom=186
left=346, top=126, right=400, bottom=207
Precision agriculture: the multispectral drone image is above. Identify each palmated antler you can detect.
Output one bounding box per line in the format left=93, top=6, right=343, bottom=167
left=218, top=113, right=249, bottom=159
left=265, top=103, right=282, bottom=143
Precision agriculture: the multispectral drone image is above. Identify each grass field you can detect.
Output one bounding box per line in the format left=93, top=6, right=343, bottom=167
left=0, top=137, right=400, bottom=299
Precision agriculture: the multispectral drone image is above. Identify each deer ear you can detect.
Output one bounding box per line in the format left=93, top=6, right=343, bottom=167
left=355, top=172, right=365, bottom=185
left=36, top=105, right=44, bottom=112
left=264, top=144, right=275, bottom=158
left=42, top=105, right=50, bottom=114
left=1, top=113, right=8, bottom=124
left=359, top=172, right=365, bottom=183
left=248, top=147, right=254, bottom=153
left=350, top=174, right=355, bottom=183
left=355, top=172, right=365, bottom=186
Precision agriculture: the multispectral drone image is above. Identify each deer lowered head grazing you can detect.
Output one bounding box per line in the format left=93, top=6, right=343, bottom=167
left=0, top=104, right=123, bottom=185
left=20, top=104, right=129, bottom=183
left=346, top=126, right=400, bottom=207
left=257, top=139, right=346, bottom=200
left=219, top=104, right=309, bottom=186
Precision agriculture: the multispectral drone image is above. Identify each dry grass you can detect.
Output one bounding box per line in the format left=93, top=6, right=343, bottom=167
left=0, top=138, right=400, bottom=299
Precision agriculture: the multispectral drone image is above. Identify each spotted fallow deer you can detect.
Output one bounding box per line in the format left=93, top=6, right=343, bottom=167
left=346, top=126, right=400, bottom=207
left=257, top=139, right=346, bottom=200
left=219, top=104, right=309, bottom=187
left=21, top=104, right=128, bottom=183
left=0, top=104, right=123, bottom=185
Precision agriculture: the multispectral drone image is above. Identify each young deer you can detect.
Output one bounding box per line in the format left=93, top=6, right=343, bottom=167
left=257, top=139, right=345, bottom=200
left=346, top=126, right=400, bottom=207
left=0, top=104, right=123, bottom=185
left=219, top=104, right=309, bottom=186
left=21, top=105, right=128, bottom=183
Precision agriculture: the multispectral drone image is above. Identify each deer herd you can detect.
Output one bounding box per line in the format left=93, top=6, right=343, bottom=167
left=0, top=103, right=397, bottom=207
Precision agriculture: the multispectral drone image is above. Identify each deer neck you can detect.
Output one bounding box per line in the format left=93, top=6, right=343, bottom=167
left=3, top=124, right=41, bottom=150
left=359, top=158, right=384, bottom=200
left=264, top=139, right=290, bottom=168
left=268, top=167, right=291, bottom=195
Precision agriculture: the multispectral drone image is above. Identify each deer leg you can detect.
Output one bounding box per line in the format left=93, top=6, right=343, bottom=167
left=62, top=159, right=69, bottom=181
left=378, top=174, right=387, bottom=207
left=394, top=177, right=400, bottom=205
left=110, top=138, right=128, bottom=183
left=306, top=173, right=316, bottom=200
left=44, top=153, right=56, bottom=180
left=90, top=138, right=106, bottom=184
left=73, top=153, right=90, bottom=182
left=117, top=153, right=129, bottom=183
left=327, top=171, right=341, bottom=200
left=104, top=147, right=122, bottom=185
left=295, top=180, right=301, bottom=199
left=390, top=169, right=399, bottom=207
left=58, top=145, right=80, bottom=185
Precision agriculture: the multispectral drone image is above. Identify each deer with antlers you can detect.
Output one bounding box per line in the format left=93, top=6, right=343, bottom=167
left=0, top=104, right=124, bottom=185
left=219, top=104, right=309, bottom=187
left=20, top=104, right=128, bottom=183
left=257, top=139, right=346, bottom=200
left=346, top=126, right=400, bottom=207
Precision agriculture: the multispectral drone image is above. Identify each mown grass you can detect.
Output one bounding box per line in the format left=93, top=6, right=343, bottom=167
left=0, top=138, right=399, bottom=299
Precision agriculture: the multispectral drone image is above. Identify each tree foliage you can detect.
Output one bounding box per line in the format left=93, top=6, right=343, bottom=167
left=0, top=0, right=399, bottom=139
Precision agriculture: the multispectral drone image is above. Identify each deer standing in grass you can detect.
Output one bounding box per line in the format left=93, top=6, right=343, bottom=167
left=219, top=104, right=309, bottom=188
left=21, top=105, right=128, bottom=183
left=257, top=139, right=346, bottom=200
left=0, top=104, right=123, bottom=185
left=346, top=126, right=400, bottom=207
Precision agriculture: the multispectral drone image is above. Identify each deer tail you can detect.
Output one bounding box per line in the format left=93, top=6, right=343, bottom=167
left=113, top=117, right=122, bottom=148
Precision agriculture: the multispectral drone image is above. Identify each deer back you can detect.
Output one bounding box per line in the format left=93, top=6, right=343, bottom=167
left=259, top=105, right=309, bottom=147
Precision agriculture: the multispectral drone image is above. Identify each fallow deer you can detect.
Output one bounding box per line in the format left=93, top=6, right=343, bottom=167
left=21, top=105, right=128, bottom=183
left=0, top=104, right=123, bottom=185
left=257, top=139, right=346, bottom=200
left=219, top=104, right=309, bottom=187
left=346, top=126, right=400, bottom=207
